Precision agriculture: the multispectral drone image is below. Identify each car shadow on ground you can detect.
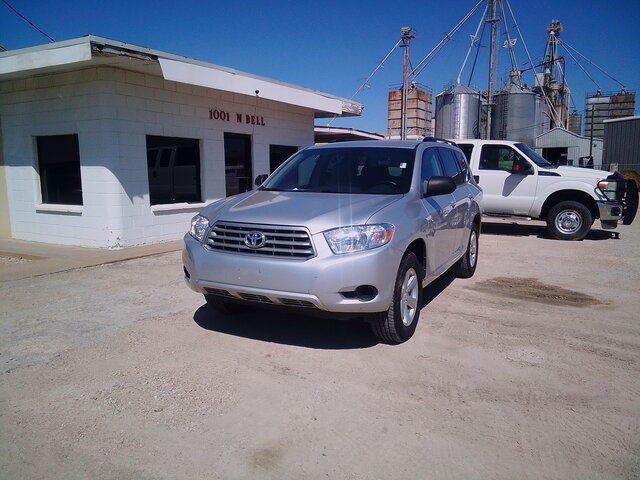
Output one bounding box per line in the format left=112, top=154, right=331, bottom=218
left=193, top=305, right=378, bottom=349
left=193, top=274, right=456, bottom=349
left=481, top=221, right=618, bottom=241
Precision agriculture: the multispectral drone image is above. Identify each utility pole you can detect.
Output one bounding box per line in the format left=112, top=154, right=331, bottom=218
left=486, top=0, right=498, bottom=139
left=400, top=27, right=415, bottom=140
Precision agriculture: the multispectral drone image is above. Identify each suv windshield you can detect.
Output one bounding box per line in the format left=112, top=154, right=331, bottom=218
left=515, top=143, right=554, bottom=168
left=260, top=147, right=415, bottom=194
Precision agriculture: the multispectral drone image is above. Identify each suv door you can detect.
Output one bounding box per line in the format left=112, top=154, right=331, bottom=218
left=437, top=147, right=471, bottom=255
left=475, top=144, right=537, bottom=215
left=420, top=147, right=457, bottom=276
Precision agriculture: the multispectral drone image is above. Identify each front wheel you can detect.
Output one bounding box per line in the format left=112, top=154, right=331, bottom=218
left=370, top=252, right=424, bottom=344
left=546, top=201, right=593, bottom=241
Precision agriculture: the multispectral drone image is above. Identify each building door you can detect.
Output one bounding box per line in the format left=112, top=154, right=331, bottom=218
left=224, top=133, right=252, bottom=197
left=542, top=147, right=568, bottom=165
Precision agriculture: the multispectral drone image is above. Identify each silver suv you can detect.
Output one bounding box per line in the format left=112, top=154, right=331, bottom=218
left=183, top=138, right=483, bottom=343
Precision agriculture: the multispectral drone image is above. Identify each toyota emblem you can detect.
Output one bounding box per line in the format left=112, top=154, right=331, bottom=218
left=244, top=231, right=266, bottom=249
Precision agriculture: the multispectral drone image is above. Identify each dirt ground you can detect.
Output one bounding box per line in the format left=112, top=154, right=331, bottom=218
left=1, top=219, right=639, bottom=479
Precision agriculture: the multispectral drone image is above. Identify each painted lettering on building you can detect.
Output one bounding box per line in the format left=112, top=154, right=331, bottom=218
left=209, top=109, right=265, bottom=126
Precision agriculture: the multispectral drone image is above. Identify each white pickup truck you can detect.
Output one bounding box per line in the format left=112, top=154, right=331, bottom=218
left=454, top=139, right=638, bottom=240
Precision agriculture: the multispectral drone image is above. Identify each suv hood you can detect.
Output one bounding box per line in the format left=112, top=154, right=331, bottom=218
left=201, top=190, right=402, bottom=235
left=545, top=166, right=611, bottom=182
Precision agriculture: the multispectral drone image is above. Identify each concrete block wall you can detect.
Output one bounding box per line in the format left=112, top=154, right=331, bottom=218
left=0, top=66, right=315, bottom=247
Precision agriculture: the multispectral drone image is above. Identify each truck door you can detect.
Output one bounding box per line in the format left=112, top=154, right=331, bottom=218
left=475, top=144, right=537, bottom=215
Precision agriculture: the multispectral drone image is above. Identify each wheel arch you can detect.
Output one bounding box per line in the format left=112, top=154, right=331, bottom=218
left=540, top=190, right=599, bottom=221
left=405, top=238, right=426, bottom=275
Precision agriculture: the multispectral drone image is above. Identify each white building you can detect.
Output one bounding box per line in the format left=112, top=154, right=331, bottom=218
left=535, top=127, right=603, bottom=169
left=0, top=36, right=361, bottom=247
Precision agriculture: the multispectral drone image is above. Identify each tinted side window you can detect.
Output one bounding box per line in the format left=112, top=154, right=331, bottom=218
left=453, top=150, right=469, bottom=181
left=458, top=144, right=474, bottom=163
left=421, top=148, right=445, bottom=184
left=438, top=148, right=463, bottom=184
left=479, top=145, right=525, bottom=173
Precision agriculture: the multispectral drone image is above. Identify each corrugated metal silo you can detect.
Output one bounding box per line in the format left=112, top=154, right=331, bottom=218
left=434, top=83, right=484, bottom=139
left=492, top=89, right=544, bottom=146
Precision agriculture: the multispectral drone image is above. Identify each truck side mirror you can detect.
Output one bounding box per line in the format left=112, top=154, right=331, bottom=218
left=255, top=174, right=268, bottom=186
left=512, top=158, right=533, bottom=175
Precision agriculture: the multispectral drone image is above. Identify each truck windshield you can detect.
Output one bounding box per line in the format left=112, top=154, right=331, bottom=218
left=260, top=147, right=415, bottom=194
left=515, top=143, right=554, bottom=168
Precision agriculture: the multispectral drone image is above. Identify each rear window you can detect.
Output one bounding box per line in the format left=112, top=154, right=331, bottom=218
left=458, top=144, right=474, bottom=163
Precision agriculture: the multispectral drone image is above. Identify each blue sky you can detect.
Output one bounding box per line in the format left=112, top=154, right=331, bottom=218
left=2, top=0, right=638, bottom=135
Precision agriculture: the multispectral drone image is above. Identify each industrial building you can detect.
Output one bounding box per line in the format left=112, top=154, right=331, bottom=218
left=603, top=116, right=640, bottom=173
left=535, top=128, right=603, bottom=168
left=387, top=85, right=432, bottom=139
left=584, top=90, right=636, bottom=139
left=0, top=36, right=361, bottom=247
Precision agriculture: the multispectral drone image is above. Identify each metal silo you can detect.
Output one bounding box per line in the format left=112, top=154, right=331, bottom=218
left=492, top=89, right=544, bottom=146
left=434, top=83, right=484, bottom=139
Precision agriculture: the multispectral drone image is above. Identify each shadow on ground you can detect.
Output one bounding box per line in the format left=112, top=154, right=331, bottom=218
left=193, top=273, right=456, bottom=349
left=481, top=221, right=618, bottom=241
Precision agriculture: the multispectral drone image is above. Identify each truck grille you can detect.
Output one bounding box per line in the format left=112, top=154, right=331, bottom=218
left=205, top=222, right=315, bottom=259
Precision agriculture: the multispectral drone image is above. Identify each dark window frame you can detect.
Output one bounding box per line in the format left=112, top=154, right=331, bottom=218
left=36, top=134, right=83, bottom=206
left=146, top=135, right=202, bottom=206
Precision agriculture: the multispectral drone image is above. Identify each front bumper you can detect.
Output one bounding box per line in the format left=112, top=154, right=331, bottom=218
left=182, top=233, right=400, bottom=314
left=597, top=201, right=623, bottom=229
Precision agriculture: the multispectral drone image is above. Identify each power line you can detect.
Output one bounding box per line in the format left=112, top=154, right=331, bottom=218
left=1, top=0, right=55, bottom=42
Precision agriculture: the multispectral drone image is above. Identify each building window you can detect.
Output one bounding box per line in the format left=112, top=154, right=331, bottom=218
left=224, top=133, right=252, bottom=197
left=36, top=134, right=83, bottom=205
left=269, top=144, right=299, bottom=173
left=146, top=136, right=201, bottom=205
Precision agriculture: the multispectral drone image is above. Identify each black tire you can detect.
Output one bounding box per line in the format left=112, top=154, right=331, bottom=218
left=204, top=294, right=248, bottom=314
left=452, top=224, right=479, bottom=278
left=622, top=179, right=638, bottom=225
left=546, top=201, right=593, bottom=241
left=370, top=252, right=424, bottom=344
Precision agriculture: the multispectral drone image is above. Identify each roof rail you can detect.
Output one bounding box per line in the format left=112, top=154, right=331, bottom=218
left=422, top=137, right=458, bottom=147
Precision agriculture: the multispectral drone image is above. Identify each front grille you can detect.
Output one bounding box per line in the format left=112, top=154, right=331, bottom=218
left=239, top=293, right=273, bottom=304
left=205, top=222, right=315, bottom=259
left=204, top=288, right=233, bottom=298
left=278, top=299, right=318, bottom=309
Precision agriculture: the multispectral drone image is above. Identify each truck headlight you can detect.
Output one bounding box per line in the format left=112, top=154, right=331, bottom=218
left=597, top=180, right=619, bottom=201
left=323, top=224, right=395, bottom=254
left=189, top=215, right=210, bottom=241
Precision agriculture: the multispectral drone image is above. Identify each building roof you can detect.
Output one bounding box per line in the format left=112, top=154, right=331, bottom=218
left=603, top=116, right=640, bottom=124
left=0, top=35, right=362, bottom=119
left=536, top=127, right=603, bottom=144
left=314, top=126, right=384, bottom=143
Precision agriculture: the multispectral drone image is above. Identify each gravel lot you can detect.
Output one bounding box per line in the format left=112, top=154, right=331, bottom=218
left=1, top=220, right=639, bottom=479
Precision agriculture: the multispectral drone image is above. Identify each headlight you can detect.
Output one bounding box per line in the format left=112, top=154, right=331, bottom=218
left=597, top=180, right=619, bottom=201
left=323, top=224, right=395, bottom=254
left=189, top=215, right=210, bottom=241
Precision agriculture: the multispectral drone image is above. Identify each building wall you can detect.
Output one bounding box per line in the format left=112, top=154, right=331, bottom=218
left=0, top=120, right=10, bottom=238
left=0, top=66, right=314, bottom=247
left=535, top=128, right=603, bottom=168
left=603, top=117, right=640, bottom=172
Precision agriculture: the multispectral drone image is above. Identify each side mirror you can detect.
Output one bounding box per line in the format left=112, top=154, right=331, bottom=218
left=254, top=174, right=268, bottom=186
left=512, top=158, right=534, bottom=175
left=422, top=176, right=456, bottom=197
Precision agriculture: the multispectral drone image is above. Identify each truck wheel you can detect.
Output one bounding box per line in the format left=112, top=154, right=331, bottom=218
left=370, top=252, right=423, bottom=343
left=452, top=224, right=479, bottom=278
left=546, top=201, right=593, bottom=240
left=204, top=294, right=247, bottom=314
